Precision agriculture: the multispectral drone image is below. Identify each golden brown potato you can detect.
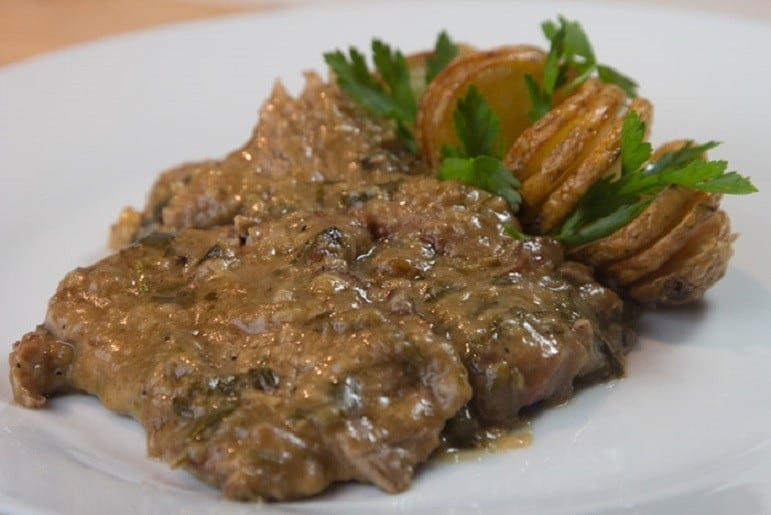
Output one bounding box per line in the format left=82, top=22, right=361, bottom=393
left=416, top=45, right=546, bottom=167
left=571, top=140, right=735, bottom=304
left=604, top=191, right=722, bottom=285
left=519, top=83, right=626, bottom=227
left=570, top=184, right=694, bottom=266
left=505, top=82, right=652, bottom=234
left=502, top=88, right=735, bottom=305
left=628, top=210, right=735, bottom=304
left=538, top=97, right=653, bottom=235
left=505, top=79, right=602, bottom=180
left=569, top=140, right=693, bottom=267
left=408, top=35, right=738, bottom=305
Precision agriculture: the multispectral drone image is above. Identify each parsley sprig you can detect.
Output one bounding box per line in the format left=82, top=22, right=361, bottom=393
left=426, top=31, right=459, bottom=84
left=323, top=27, right=756, bottom=246
left=324, top=34, right=525, bottom=211
left=525, top=16, right=638, bottom=121
left=554, top=111, right=757, bottom=246
left=441, top=86, right=501, bottom=159
left=438, top=86, right=522, bottom=211
left=324, top=41, right=418, bottom=151
left=324, top=33, right=459, bottom=154
left=324, top=33, right=525, bottom=211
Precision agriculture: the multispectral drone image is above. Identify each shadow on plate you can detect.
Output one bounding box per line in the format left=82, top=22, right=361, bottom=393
left=637, top=267, right=770, bottom=348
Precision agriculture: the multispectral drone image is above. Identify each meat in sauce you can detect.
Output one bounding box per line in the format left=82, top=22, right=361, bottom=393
left=9, top=74, right=629, bottom=500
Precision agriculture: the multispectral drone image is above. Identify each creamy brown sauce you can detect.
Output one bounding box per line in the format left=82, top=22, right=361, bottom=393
left=9, top=75, right=630, bottom=501
left=435, top=424, right=533, bottom=464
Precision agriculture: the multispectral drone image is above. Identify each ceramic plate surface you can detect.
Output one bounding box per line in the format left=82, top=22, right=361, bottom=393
left=1, top=2, right=770, bottom=514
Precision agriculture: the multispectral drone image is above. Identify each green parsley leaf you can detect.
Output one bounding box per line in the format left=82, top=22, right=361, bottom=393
left=620, top=110, right=652, bottom=174
left=542, top=16, right=597, bottom=96
left=372, top=40, right=417, bottom=120
left=524, top=74, right=552, bottom=122
left=504, top=224, right=532, bottom=240
left=437, top=86, right=522, bottom=212
left=557, top=198, right=651, bottom=246
left=324, top=40, right=418, bottom=152
left=541, top=20, right=560, bottom=40
left=439, top=156, right=522, bottom=211
left=442, top=85, right=501, bottom=159
left=555, top=113, right=757, bottom=246
left=690, top=171, right=758, bottom=194
left=527, top=16, right=639, bottom=121
left=640, top=141, right=718, bottom=178
left=559, top=16, right=595, bottom=64
left=597, top=65, right=638, bottom=98
left=324, top=48, right=395, bottom=118
left=623, top=155, right=756, bottom=196
left=426, top=31, right=459, bottom=84
left=557, top=174, right=639, bottom=240
left=541, top=37, right=563, bottom=95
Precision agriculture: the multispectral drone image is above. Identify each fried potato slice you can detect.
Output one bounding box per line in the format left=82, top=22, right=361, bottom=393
left=518, top=83, right=626, bottom=228
left=537, top=96, right=653, bottom=235
left=628, top=209, right=734, bottom=304
left=416, top=45, right=546, bottom=167
left=505, top=79, right=601, bottom=182
left=570, top=184, right=693, bottom=266
left=427, top=44, right=738, bottom=306
left=567, top=140, right=704, bottom=269
left=605, top=191, right=722, bottom=286
left=503, top=80, right=653, bottom=234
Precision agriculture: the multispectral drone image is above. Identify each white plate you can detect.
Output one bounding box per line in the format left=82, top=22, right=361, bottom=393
left=1, top=2, right=770, bottom=514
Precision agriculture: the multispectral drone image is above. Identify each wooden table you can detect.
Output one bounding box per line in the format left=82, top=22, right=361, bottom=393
left=3, top=0, right=769, bottom=66
left=0, top=0, right=270, bottom=65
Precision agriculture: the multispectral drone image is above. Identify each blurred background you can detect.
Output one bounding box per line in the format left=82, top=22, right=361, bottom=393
left=1, top=0, right=769, bottom=66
